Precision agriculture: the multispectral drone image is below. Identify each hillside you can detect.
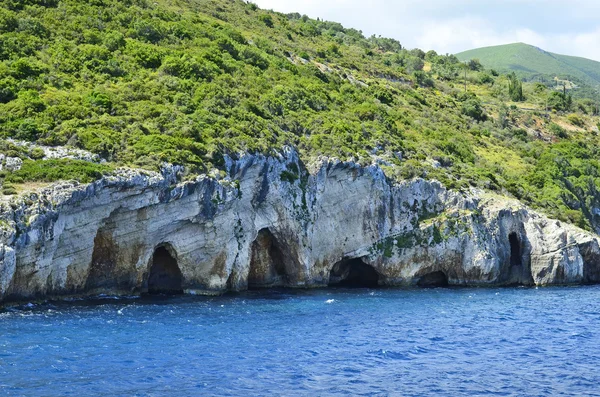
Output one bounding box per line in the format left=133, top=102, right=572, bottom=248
left=456, top=43, right=600, bottom=94
left=0, top=0, right=600, bottom=232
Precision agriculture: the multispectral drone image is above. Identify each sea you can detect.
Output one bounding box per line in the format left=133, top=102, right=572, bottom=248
left=1, top=286, right=600, bottom=396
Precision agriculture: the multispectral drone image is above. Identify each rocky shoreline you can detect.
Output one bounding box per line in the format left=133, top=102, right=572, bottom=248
left=1, top=148, right=599, bottom=304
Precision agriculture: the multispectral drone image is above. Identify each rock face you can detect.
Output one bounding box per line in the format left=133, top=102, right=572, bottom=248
left=1, top=149, right=599, bottom=303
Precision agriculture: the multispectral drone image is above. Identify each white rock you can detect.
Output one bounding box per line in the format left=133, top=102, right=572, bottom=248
left=4, top=157, right=22, bottom=172
left=0, top=149, right=599, bottom=303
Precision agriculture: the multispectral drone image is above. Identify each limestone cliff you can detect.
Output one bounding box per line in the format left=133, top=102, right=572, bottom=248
left=1, top=148, right=599, bottom=303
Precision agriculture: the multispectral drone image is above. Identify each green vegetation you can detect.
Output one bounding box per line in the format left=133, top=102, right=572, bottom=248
left=2, top=185, right=16, bottom=195
left=508, top=72, right=524, bottom=102
left=0, top=1, right=599, bottom=231
left=4, top=159, right=113, bottom=184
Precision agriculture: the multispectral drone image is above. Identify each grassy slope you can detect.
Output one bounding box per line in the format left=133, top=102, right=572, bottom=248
left=0, top=0, right=599, bottom=231
left=456, top=43, right=600, bottom=88
left=553, top=53, right=600, bottom=84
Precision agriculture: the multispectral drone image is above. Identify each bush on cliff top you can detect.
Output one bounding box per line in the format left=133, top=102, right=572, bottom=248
left=5, top=159, right=113, bottom=184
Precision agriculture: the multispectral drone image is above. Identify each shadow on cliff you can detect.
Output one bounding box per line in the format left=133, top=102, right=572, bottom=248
left=232, top=228, right=304, bottom=290
left=498, top=230, right=534, bottom=286
left=146, top=245, right=183, bottom=295
left=328, top=257, right=381, bottom=288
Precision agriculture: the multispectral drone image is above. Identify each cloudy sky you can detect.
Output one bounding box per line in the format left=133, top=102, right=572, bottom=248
left=252, top=0, right=600, bottom=61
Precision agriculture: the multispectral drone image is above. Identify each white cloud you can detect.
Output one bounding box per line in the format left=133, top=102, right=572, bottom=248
left=413, top=18, right=547, bottom=53
left=414, top=18, right=600, bottom=61
left=554, top=28, right=600, bottom=61
left=252, top=0, right=600, bottom=61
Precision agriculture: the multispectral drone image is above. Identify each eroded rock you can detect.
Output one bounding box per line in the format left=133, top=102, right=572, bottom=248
left=0, top=149, right=599, bottom=303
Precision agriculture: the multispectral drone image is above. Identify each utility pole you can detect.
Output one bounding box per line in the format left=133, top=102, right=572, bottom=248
left=597, top=85, right=600, bottom=117
left=464, top=62, right=467, bottom=93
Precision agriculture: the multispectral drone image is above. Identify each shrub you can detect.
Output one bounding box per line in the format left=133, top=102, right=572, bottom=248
left=161, top=54, right=220, bottom=79
left=133, top=20, right=165, bottom=43
left=327, top=43, right=339, bottom=55
left=548, top=91, right=572, bottom=111
left=240, top=47, right=269, bottom=70
left=13, top=90, right=46, bottom=116
left=0, top=9, right=18, bottom=33
left=10, top=57, right=46, bottom=79
left=103, top=31, right=126, bottom=52
left=413, top=71, right=434, bottom=88
left=461, top=98, right=486, bottom=121
left=298, top=51, right=310, bottom=60
left=126, top=41, right=164, bottom=69
left=479, top=73, right=493, bottom=84
left=2, top=186, right=17, bottom=195
left=14, top=118, right=45, bottom=141
left=76, top=44, right=111, bottom=71
left=258, top=14, right=273, bottom=28
left=567, top=114, right=584, bottom=128
left=511, top=128, right=527, bottom=140
left=87, top=92, right=113, bottom=114
left=29, top=147, right=45, bottom=160
left=216, top=37, right=238, bottom=58
left=533, top=83, right=547, bottom=93
left=280, top=170, right=298, bottom=183
left=373, top=87, right=394, bottom=105
left=5, top=159, right=113, bottom=184
left=0, top=77, right=17, bottom=103
left=549, top=123, right=568, bottom=138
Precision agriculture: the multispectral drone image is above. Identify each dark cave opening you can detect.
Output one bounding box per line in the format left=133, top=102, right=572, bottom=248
left=147, top=246, right=183, bottom=295
left=248, top=229, right=288, bottom=289
left=86, top=226, right=118, bottom=290
left=417, top=271, right=449, bottom=288
left=509, top=232, right=522, bottom=267
left=328, top=258, right=380, bottom=288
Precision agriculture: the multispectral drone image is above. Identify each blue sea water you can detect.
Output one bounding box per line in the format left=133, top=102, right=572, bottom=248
left=1, top=287, right=600, bottom=396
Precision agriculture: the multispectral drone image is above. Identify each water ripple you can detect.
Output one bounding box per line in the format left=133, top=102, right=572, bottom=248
left=2, top=286, right=600, bottom=396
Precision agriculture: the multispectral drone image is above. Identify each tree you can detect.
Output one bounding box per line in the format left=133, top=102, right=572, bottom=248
left=508, top=72, right=524, bottom=101
left=467, top=58, right=482, bottom=71
left=405, top=56, right=424, bottom=73
left=547, top=91, right=572, bottom=112
left=424, top=50, right=438, bottom=62
left=413, top=71, right=434, bottom=88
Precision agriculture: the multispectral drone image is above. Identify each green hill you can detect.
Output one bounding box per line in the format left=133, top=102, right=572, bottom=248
left=456, top=43, right=600, bottom=93
left=0, top=1, right=600, bottom=231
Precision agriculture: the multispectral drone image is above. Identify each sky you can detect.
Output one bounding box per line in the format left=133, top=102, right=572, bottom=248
left=252, top=0, right=600, bottom=61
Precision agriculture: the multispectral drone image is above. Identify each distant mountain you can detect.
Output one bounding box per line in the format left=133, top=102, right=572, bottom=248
left=456, top=43, right=600, bottom=90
